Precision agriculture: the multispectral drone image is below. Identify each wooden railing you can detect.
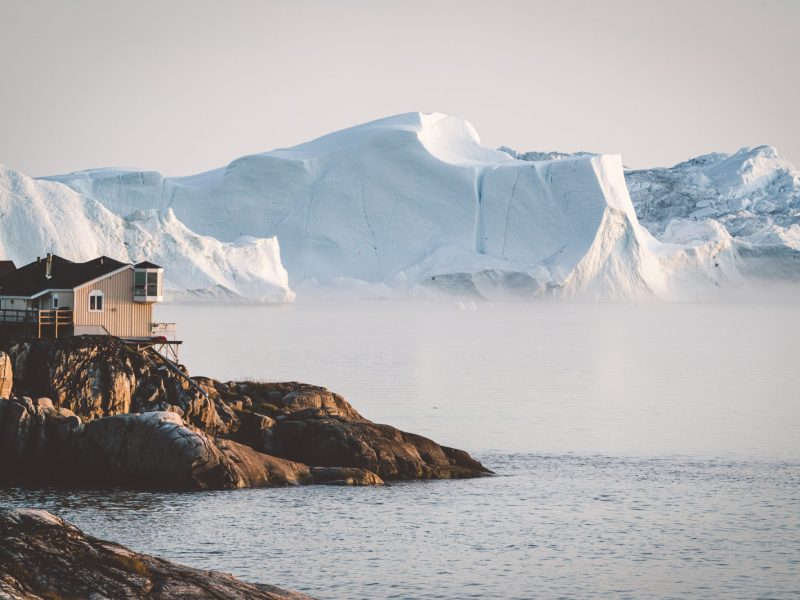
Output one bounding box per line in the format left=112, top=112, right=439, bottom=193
left=37, top=309, right=73, bottom=338
left=0, top=308, right=39, bottom=324
left=0, top=308, right=73, bottom=338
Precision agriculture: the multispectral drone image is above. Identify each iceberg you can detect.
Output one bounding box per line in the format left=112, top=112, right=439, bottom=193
left=42, top=112, right=681, bottom=300
left=0, top=112, right=793, bottom=302
left=0, top=165, right=293, bottom=303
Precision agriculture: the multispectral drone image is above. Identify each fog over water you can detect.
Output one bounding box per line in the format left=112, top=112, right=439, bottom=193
left=4, top=299, right=799, bottom=598
left=159, top=299, right=800, bottom=459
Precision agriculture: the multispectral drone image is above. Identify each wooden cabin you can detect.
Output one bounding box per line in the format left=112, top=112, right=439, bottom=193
left=0, top=254, right=166, bottom=339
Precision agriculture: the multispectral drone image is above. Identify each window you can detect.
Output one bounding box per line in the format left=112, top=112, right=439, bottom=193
left=134, top=268, right=163, bottom=299
left=134, top=270, right=146, bottom=296
left=89, top=290, right=104, bottom=312
left=52, top=295, right=59, bottom=309
left=147, top=271, right=159, bottom=296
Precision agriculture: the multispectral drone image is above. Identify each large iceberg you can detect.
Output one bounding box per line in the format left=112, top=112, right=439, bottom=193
left=42, top=112, right=701, bottom=300
left=0, top=111, right=793, bottom=302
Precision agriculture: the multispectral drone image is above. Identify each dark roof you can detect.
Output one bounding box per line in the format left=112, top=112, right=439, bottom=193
left=134, top=261, right=162, bottom=269
left=0, top=261, right=16, bottom=278
left=0, top=255, right=128, bottom=297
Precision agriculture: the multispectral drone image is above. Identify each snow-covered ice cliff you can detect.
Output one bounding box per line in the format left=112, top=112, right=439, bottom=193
left=0, top=112, right=795, bottom=302
left=36, top=113, right=704, bottom=300
left=508, top=143, right=800, bottom=287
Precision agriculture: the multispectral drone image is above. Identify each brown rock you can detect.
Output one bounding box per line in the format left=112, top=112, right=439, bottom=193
left=217, top=439, right=313, bottom=487
left=0, top=337, right=491, bottom=487
left=33, top=397, right=55, bottom=414
left=272, top=409, right=491, bottom=480
left=2, top=337, right=231, bottom=433
left=310, top=466, right=384, bottom=486
left=0, top=351, right=12, bottom=398
left=0, top=402, right=315, bottom=490
left=0, top=508, right=313, bottom=599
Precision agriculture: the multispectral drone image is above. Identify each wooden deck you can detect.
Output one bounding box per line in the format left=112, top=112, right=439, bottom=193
left=0, top=311, right=182, bottom=362
left=122, top=338, right=183, bottom=362
left=123, top=325, right=182, bottom=361
left=0, top=308, right=74, bottom=338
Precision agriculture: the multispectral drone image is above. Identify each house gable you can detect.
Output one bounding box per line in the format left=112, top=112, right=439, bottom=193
left=73, top=268, right=153, bottom=338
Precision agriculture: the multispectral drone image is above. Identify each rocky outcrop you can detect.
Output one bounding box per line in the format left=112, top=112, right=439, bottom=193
left=0, top=400, right=315, bottom=490
left=272, top=408, right=489, bottom=480
left=0, top=508, right=313, bottom=599
left=0, top=336, right=490, bottom=489
left=5, top=336, right=231, bottom=434
left=213, top=381, right=490, bottom=481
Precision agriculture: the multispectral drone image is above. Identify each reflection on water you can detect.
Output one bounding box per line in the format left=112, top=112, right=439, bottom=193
left=3, top=453, right=799, bottom=599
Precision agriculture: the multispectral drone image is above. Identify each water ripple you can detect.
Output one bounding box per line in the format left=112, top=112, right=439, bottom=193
left=2, top=453, right=798, bottom=599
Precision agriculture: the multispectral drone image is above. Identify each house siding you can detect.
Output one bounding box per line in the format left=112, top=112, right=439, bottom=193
left=73, top=268, right=153, bottom=337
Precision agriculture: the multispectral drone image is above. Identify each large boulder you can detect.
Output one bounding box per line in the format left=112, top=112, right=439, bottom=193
left=0, top=400, right=313, bottom=490
left=215, top=438, right=313, bottom=488
left=226, top=382, right=491, bottom=480
left=77, top=411, right=243, bottom=489
left=0, top=397, right=57, bottom=476
left=0, top=508, right=313, bottom=599
left=271, top=408, right=490, bottom=480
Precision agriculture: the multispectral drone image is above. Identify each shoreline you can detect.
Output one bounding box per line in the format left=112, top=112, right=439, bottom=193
left=0, top=508, right=313, bottom=599
left=0, top=335, right=491, bottom=491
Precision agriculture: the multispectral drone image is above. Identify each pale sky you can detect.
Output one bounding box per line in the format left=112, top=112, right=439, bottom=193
left=1, top=0, right=798, bottom=177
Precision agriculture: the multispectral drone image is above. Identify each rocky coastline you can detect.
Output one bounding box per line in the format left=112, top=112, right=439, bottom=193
left=0, top=335, right=492, bottom=598
left=0, top=335, right=490, bottom=490
left=0, top=507, right=312, bottom=599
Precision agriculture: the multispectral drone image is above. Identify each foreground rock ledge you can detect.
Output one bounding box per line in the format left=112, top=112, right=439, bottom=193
left=0, top=336, right=491, bottom=490
left=0, top=508, right=312, bottom=600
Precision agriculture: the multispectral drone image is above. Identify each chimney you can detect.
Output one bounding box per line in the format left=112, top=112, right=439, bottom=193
left=45, top=253, right=53, bottom=279
left=37, top=256, right=40, bottom=263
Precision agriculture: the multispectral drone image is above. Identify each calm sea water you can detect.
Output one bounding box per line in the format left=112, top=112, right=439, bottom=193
left=3, top=300, right=800, bottom=598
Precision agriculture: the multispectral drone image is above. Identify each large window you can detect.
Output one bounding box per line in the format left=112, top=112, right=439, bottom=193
left=134, top=268, right=163, bottom=300
left=89, top=290, right=104, bottom=312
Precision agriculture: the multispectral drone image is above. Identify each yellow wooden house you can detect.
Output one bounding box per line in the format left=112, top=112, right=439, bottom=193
left=0, top=254, right=165, bottom=339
